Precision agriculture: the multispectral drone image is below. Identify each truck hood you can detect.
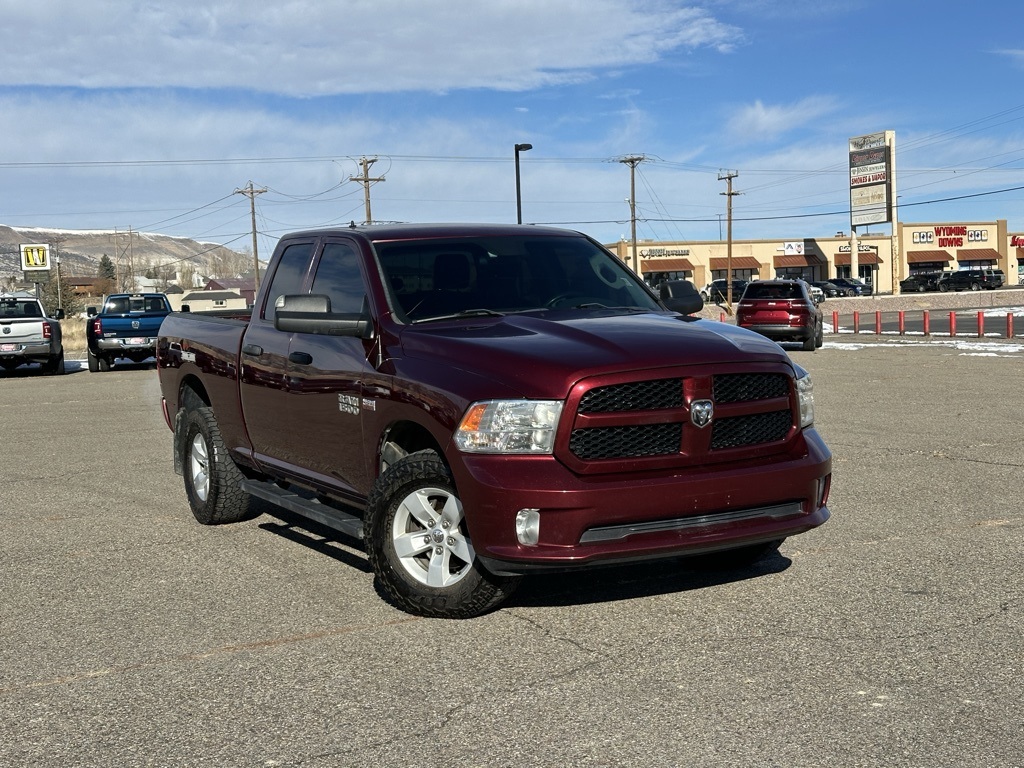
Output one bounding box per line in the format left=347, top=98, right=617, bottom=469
left=398, top=310, right=792, bottom=398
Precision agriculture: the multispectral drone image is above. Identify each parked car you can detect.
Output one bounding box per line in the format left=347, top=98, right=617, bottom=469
left=700, top=279, right=749, bottom=304
left=86, top=293, right=172, bottom=371
left=828, top=277, right=873, bottom=297
left=936, top=270, right=1003, bottom=292
left=0, top=295, right=66, bottom=375
left=736, top=279, right=824, bottom=351
left=810, top=281, right=844, bottom=298
left=899, top=272, right=942, bottom=292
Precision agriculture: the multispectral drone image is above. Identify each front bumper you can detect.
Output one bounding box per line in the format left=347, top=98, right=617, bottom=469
left=450, top=428, right=832, bottom=575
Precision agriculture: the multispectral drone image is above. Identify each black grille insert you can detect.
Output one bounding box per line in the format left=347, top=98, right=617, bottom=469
left=570, top=423, right=682, bottom=459
left=578, top=378, right=682, bottom=413
left=714, top=372, right=789, bottom=403
left=711, top=410, right=791, bottom=450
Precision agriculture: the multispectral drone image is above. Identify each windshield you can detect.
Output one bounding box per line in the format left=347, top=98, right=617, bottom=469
left=374, top=234, right=662, bottom=322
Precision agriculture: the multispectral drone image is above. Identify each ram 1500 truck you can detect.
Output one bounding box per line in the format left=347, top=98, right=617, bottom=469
left=86, top=292, right=172, bottom=371
left=0, top=295, right=66, bottom=375
left=157, top=224, right=832, bottom=618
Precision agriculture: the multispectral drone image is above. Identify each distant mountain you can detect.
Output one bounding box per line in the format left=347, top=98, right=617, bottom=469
left=0, top=225, right=252, bottom=283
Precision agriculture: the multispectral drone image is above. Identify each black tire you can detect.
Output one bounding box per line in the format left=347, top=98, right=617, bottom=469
left=802, top=329, right=816, bottom=351
left=44, top=351, right=65, bottom=375
left=98, top=355, right=112, bottom=372
left=179, top=406, right=260, bottom=525
left=365, top=450, right=521, bottom=619
left=970, top=282, right=981, bottom=291
left=939, top=283, right=949, bottom=293
left=87, top=349, right=99, bottom=372
left=688, top=538, right=785, bottom=570
left=815, top=320, right=824, bottom=348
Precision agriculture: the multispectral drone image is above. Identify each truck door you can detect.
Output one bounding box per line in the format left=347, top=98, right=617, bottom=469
left=239, top=238, right=316, bottom=471
left=278, top=239, right=374, bottom=497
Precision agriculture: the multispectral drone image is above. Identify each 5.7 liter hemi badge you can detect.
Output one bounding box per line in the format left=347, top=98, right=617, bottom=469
left=690, top=399, right=713, bottom=428
left=337, top=394, right=360, bottom=415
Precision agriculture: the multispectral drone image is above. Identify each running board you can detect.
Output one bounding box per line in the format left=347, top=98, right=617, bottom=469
left=240, top=479, right=365, bottom=540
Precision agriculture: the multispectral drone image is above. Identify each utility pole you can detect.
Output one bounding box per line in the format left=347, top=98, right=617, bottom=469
left=719, top=170, right=739, bottom=312
left=235, top=181, right=267, bottom=292
left=620, top=156, right=645, bottom=273
left=349, top=157, right=385, bottom=225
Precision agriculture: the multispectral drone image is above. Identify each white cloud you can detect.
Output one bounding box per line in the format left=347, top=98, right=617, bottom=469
left=1, top=0, right=740, bottom=96
left=726, top=96, right=839, bottom=142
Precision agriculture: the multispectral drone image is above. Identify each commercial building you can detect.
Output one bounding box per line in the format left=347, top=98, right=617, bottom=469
left=607, top=218, right=1022, bottom=293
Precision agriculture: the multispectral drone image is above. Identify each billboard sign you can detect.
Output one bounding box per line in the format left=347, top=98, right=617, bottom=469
left=849, top=132, right=895, bottom=227
left=20, top=243, right=52, bottom=272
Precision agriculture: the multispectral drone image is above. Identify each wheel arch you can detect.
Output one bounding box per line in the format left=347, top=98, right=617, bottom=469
left=377, top=420, right=446, bottom=479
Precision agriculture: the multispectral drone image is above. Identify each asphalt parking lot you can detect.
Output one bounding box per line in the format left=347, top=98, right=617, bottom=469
left=2, top=344, right=1022, bottom=767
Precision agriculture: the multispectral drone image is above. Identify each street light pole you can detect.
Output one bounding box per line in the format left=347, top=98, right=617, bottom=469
left=514, top=143, right=532, bottom=224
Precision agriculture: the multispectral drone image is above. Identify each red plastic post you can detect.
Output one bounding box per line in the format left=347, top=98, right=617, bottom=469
left=898, top=311, right=905, bottom=335
left=1008, top=313, right=1014, bottom=339
left=875, top=311, right=882, bottom=335
left=832, top=310, right=839, bottom=334
left=977, top=311, right=984, bottom=338
left=949, top=312, right=956, bottom=337
left=923, top=311, right=930, bottom=336
left=853, top=311, right=860, bottom=334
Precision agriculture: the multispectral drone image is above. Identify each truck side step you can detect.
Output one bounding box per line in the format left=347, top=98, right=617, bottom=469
left=240, top=479, right=365, bottom=540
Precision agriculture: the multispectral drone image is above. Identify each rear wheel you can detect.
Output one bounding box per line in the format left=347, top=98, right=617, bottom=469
left=87, top=349, right=99, bottom=372
left=815, top=320, right=824, bottom=348
left=179, top=406, right=260, bottom=525
left=365, top=450, right=520, bottom=618
left=802, top=327, right=816, bottom=351
left=98, top=355, right=111, bottom=372
left=44, top=351, right=65, bottom=375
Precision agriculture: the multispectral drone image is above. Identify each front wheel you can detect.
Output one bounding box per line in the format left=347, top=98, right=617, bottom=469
left=179, top=406, right=261, bottom=525
left=365, top=450, right=520, bottom=618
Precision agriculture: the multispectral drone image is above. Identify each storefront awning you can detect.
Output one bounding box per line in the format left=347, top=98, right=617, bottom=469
left=907, top=250, right=952, bottom=264
left=833, top=253, right=882, bottom=265
left=773, top=255, right=822, bottom=268
left=957, top=248, right=1001, bottom=263
left=710, top=257, right=762, bottom=270
left=639, top=258, right=694, bottom=273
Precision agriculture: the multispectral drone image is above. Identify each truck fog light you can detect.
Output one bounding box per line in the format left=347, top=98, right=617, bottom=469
left=515, top=508, right=541, bottom=546
left=817, top=474, right=832, bottom=508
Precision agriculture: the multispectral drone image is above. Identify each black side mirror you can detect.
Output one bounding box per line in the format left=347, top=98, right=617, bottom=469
left=86, top=306, right=97, bottom=317
left=180, top=304, right=191, bottom=313
left=54, top=308, right=66, bottom=320
left=659, top=280, right=704, bottom=315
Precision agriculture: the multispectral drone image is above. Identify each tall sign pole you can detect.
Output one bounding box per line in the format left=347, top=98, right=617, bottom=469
left=849, top=130, right=895, bottom=292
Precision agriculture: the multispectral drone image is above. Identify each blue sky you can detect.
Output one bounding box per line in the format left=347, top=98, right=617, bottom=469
left=2, top=0, right=1023, bottom=258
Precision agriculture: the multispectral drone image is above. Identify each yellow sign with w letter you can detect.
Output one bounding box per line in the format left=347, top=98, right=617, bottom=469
left=20, top=243, right=51, bottom=271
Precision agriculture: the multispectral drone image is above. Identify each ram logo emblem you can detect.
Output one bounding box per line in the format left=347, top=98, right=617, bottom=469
left=690, top=399, right=714, bottom=428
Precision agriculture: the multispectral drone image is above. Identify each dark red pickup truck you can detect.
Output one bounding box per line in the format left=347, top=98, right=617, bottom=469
left=157, top=223, right=831, bottom=618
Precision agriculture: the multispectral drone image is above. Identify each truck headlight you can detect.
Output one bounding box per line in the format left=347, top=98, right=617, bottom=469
left=795, top=369, right=815, bottom=428
left=455, top=400, right=563, bottom=454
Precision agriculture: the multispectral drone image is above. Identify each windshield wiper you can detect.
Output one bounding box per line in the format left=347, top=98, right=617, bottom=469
left=411, top=308, right=505, bottom=324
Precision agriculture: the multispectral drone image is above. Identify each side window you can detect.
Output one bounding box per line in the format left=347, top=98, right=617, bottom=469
left=310, top=241, right=366, bottom=314
left=262, top=242, right=314, bottom=321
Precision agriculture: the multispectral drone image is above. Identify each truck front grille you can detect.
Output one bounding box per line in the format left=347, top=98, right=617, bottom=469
left=565, top=370, right=794, bottom=467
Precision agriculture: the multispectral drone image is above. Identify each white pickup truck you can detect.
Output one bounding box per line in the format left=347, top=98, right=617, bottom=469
left=0, top=295, right=66, bottom=375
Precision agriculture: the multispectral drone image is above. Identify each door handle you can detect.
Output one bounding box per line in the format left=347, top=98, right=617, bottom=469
left=241, top=344, right=263, bottom=356
left=289, top=351, right=313, bottom=365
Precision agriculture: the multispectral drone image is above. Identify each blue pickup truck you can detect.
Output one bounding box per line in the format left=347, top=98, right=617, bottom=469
left=86, top=293, right=172, bottom=372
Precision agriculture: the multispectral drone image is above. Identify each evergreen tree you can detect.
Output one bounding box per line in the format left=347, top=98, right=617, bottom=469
left=98, top=254, right=116, bottom=280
